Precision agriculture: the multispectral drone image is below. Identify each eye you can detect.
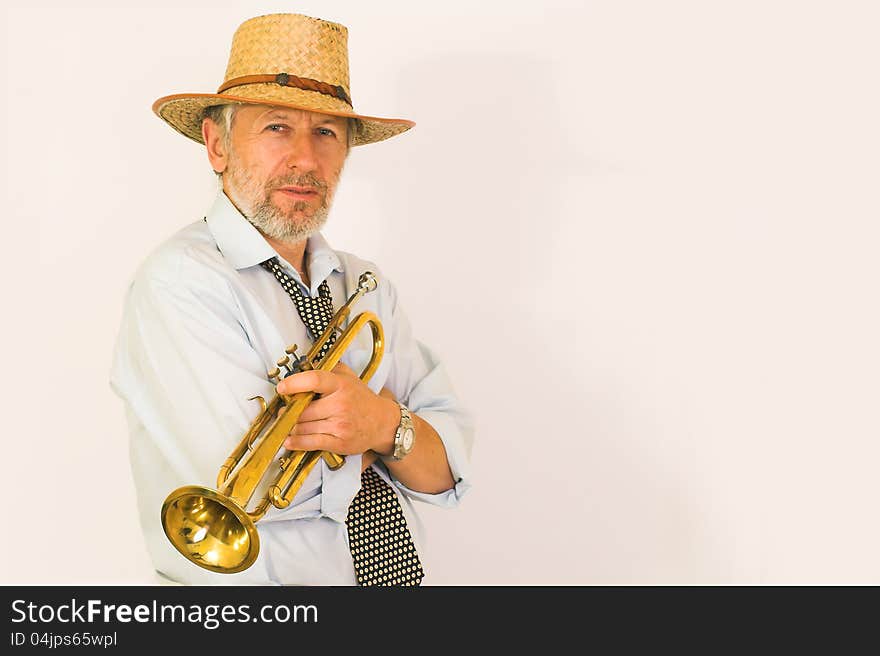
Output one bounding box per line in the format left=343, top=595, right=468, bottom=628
left=317, top=127, right=337, bottom=137
left=265, top=123, right=288, bottom=133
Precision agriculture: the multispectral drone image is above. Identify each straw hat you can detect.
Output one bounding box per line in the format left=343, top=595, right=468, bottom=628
left=153, top=13, right=414, bottom=147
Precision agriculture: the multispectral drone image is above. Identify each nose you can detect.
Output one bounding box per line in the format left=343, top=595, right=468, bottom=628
left=285, top=132, right=318, bottom=172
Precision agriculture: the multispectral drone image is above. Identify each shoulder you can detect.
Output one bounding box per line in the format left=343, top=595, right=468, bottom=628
left=124, top=219, right=240, bottom=313
left=130, top=220, right=230, bottom=289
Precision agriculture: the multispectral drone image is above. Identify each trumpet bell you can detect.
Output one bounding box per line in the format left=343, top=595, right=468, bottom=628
left=161, top=485, right=261, bottom=574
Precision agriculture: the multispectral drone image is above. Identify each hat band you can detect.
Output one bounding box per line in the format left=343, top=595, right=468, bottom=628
left=217, top=73, right=353, bottom=107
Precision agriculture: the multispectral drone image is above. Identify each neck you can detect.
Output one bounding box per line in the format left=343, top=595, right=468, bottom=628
left=263, top=234, right=309, bottom=283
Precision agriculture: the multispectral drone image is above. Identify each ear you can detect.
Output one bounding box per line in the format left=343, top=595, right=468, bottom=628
left=202, top=118, right=229, bottom=174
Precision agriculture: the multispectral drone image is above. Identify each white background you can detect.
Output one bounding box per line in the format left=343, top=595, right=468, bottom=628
left=4, top=0, right=879, bottom=584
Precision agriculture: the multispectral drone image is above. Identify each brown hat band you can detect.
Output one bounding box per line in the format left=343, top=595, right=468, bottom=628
left=217, top=73, right=353, bottom=107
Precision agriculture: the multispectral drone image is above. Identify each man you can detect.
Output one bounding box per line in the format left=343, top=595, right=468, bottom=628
left=110, top=13, right=473, bottom=585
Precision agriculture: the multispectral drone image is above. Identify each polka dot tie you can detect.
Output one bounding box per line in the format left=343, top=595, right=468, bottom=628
left=260, top=258, right=338, bottom=362
left=346, top=468, right=425, bottom=586
left=260, top=258, right=425, bottom=586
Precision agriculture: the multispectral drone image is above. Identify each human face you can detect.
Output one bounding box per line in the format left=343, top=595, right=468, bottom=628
left=217, top=105, right=349, bottom=243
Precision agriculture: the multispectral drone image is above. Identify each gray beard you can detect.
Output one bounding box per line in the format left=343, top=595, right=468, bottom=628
left=245, top=195, right=330, bottom=243
left=223, top=159, right=337, bottom=244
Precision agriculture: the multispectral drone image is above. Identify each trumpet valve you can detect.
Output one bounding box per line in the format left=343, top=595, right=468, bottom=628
left=276, top=355, right=293, bottom=376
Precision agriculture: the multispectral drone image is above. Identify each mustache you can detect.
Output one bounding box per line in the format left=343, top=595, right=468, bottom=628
left=269, top=172, right=329, bottom=191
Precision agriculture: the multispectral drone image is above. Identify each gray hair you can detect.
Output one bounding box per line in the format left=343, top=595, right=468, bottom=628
left=345, top=118, right=359, bottom=147
left=203, top=103, right=240, bottom=151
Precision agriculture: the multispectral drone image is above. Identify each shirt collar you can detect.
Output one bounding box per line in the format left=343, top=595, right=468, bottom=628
left=205, top=191, right=344, bottom=285
left=304, top=230, right=345, bottom=288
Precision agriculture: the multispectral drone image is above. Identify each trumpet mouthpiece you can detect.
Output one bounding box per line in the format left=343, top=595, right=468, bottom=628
left=358, top=271, right=378, bottom=293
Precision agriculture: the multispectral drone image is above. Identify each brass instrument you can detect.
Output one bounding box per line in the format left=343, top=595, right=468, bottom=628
left=160, top=272, right=383, bottom=574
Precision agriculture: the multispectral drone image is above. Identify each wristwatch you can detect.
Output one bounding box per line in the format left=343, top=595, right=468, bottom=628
left=389, top=402, right=415, bottom=461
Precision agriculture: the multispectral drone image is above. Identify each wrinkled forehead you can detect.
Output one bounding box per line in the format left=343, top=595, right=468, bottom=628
left=239, top=104, right=349, bottom=127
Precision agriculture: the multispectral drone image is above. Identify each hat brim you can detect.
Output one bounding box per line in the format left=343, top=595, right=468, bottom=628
left=153, top=89, right=415, bottom=147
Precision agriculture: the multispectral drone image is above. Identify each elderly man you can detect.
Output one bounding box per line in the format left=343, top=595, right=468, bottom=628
left=110, top=13, right=473, bottom=586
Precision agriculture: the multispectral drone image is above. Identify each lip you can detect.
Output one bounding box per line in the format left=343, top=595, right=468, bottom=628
left=276, top=186, right=319, bottom=199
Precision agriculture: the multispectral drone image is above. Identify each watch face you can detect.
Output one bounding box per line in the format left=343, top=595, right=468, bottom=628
left=402, top=428, right=414, bottom=451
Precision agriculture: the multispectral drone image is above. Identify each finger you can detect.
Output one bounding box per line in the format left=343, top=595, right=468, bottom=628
left=284, top=431, right=354, bottom=454
left=284, top=431, right=338, bottom=452
left=277, top=369, right=340, bottom=396
left=295, top=395, right=338, bottom=422
left=290, top=418, right=338, bottom=437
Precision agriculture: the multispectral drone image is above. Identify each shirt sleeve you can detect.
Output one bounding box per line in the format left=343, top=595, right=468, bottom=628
left=109, top=263, right=296, bottom=585
left=379, top=276, right=475, bottom=507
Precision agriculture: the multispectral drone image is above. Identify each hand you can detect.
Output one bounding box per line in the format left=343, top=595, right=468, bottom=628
left=277, top=362, right=399, bottom=457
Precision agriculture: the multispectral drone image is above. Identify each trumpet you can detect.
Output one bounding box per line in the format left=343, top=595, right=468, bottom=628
left=160, top=272, right=384, bottom=574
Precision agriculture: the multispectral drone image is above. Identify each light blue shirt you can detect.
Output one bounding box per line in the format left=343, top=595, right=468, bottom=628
left=110, top=191, right=474, bottom=585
